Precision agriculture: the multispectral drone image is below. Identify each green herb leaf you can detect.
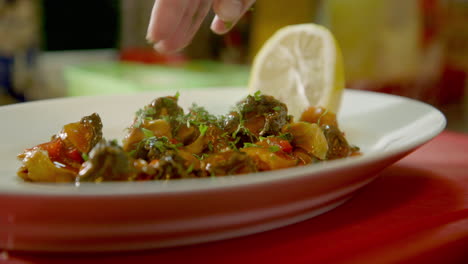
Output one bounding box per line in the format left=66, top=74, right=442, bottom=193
left=175, top=91, right=180, bottom=99
left=193, top=153, right=209, bottom=160
left=269, top=145, right=281, bottom=152
left=186, top=163, right=194, bottom=174
left=199, top=124, right=208, bottom=136
left=208, top=141, right=214, bottom=152
left=243, top=142, right=259, bottom=148
left=254, top=90, right=262, bottom=101
left=141, top=127, right=154, bottom=138
left=278, top=132, right=293, bottom=141
left=146, top=108, right=156, bottom=115
left=228, top=141, right=238, bottom=151
left=133, top=107, right=156, bottom=128
left=317, top=109, right=329, bottom=126
left=81, top=153, right=89, bottom=161
left=273, top=106, right=281, bottom=111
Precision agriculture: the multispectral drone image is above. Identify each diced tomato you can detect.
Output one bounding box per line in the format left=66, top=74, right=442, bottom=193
left=260, top=137, right=293, bottom=153
left=66, top=149, right=84, bottom=163
left=38, top=139, right=63, bottom=161
left=277, top=139, right=293, bottom=153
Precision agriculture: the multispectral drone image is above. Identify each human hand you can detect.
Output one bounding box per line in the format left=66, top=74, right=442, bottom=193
left=146, top=0, right=256, bottom=54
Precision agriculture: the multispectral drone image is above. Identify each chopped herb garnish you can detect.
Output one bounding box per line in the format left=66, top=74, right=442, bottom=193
left=81, top=153, right=89, bottom=161
left=174, top=91, right=180, bottom=99
left=278, top=132, right=293, bottom=141
left=254, top=90, right=262, bottom=101
left=193, top=153, right=209, bottom=160
left=146, top=108, right=156, bottom=115
left=243, top=142, right=259, bottom=148
left=141, top=127, right=154, bottom=138
left=133, top=107, right=156, bottom=128
left=186, top=163, right=194, bottom=174
left=162, top=97, right=175, bottom=105
left=228, top=141, right=239, bottom=151
left=269, top=145, right=281, bottom=152
left=199, top=124, right=208, bottom=136
left=208, top=141, right=214, bottom=152
left=273, top=106, right=281, bottom=111
left=317, top=109, right=329, bottom=126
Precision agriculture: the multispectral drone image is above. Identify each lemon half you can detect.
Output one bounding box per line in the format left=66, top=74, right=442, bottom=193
left=248, top=23, right=345, bottom=118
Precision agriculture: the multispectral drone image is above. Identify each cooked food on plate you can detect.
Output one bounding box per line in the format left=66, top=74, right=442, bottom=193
left=17, top=92, right=360, bottom=183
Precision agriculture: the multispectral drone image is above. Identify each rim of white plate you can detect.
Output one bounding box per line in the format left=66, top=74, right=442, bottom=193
left=0, top=88, right=446, bottom=196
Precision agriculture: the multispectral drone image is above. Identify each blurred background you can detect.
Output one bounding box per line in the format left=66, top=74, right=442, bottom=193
left=0, top=0, right=467, bottom=131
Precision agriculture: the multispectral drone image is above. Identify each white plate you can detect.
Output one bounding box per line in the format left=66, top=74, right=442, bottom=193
left=0, top=87, right=445, bottom=252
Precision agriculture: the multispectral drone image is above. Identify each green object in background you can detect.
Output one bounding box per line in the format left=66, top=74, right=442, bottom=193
left=64, top=61, right=250, bottom=96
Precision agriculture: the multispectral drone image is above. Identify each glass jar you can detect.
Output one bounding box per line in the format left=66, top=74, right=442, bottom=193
left=0, top=0, right=40, bottom=104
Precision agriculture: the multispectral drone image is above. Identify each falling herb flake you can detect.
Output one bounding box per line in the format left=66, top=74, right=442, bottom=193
left=223, top=21, right=233, bottom=29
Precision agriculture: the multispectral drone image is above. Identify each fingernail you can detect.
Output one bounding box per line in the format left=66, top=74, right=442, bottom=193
left=146, top=35, right=154, bottom=44
left=210, top=16, right=232, bottom=34
left=146, top=27, right=157, bottom=43
left=153, top=42, right=164, bottom=53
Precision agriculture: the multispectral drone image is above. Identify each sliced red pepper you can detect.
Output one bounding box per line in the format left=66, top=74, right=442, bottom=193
left=277, top=139, right=293, bottom=153
left=38, top=138, right=63, bottom=161
left=66, top=149, right=84, bottom=163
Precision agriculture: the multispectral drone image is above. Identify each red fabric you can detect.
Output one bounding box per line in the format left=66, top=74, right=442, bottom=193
left=3, top=131, right=468, bottom=264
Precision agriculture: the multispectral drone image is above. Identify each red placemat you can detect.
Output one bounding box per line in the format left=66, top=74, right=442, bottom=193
left=2, top=131, right=468, bottom=264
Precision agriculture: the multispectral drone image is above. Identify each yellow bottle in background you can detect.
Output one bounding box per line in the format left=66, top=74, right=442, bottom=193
left=321, top=0, right=423, bottom=86
left=248, top=0, right=319, bottom=61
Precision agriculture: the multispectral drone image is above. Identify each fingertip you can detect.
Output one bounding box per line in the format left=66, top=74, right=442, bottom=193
left=210, top=16, right=231, bottom=35
left=153, top=41, right=183, bottom=54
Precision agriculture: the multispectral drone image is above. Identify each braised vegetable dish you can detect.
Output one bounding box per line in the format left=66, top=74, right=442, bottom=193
left=17, top=92, right=360, bottom=183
